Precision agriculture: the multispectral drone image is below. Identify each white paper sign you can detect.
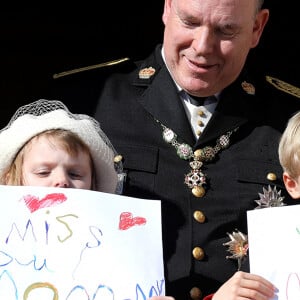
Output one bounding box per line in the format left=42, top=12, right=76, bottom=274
left=247, top=205, right=300, bottom=300
left=0, top=185, right=165, bottom=300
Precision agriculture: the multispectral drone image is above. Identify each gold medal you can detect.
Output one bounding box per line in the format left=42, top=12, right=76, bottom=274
left=155, top=118, right=238, bottom=197
left=254, top=185, right=285, bottom=208
left=223, top=229, right=248, bottom=271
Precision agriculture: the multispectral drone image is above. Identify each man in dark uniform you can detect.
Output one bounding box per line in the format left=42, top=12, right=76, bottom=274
left=50, top=0, right=300, bottom=299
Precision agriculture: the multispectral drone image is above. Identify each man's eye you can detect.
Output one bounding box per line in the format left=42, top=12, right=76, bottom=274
left=217, top=26, right=237, bottom=38
left=182, top=17, right=199, bottom=27
left=184, top=21, right=197, bottom=27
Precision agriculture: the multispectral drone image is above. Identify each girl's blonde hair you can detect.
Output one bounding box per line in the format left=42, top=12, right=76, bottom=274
left=1, top=129, right=96, bottom=188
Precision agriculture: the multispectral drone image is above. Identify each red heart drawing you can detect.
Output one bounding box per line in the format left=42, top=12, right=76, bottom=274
left=23, top=193, right=67, bottom=213
left=119, top=212, right=147, bottom=230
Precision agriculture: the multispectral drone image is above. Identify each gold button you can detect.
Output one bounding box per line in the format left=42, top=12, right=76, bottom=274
left=114, top=155, right=123, bottom=163
left=190, top=287, right=202, bottom=300
left=198, top=120, right=204, bottom=126
left=192, top=186, right=205, bottom=198
left=192, top=247, right=205, bottom=260
left=194, top=149, right=202, bottom=158
left=193, top=210, right=206, bottom=223
left=197, top=110, right=205, bottom=116
left=267, top=172, right=277, bottom=181
left=196, top=130, right=202, bottom=136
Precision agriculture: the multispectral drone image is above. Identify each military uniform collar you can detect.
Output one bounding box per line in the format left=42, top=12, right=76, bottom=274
left=131, top=45, right=260, bottom=147
left=195, top=73, right=260, bottom=147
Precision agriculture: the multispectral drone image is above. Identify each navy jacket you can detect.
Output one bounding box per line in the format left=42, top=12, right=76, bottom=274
left=51, top=44, right=300, bottom=299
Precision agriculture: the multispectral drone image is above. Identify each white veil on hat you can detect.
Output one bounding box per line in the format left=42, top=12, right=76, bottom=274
left=0, top=99, right=123, bottom=193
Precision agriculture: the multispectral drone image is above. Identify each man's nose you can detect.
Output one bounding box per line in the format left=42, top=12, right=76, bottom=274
left=193, top=26, right=215, bottom=54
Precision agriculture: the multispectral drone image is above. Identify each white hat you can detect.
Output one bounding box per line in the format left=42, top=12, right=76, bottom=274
left=0, top=99, right=122, bottom=193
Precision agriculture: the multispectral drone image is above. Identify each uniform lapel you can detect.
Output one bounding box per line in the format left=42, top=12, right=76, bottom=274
left=133, top=47, right=196, bottom=145
left=131, top=45, right=261, bottom=149
left=195, top=77, right=261, bottom=148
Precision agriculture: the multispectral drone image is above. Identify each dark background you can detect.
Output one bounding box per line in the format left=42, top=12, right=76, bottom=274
left=0, top=1, right=299, bottom=128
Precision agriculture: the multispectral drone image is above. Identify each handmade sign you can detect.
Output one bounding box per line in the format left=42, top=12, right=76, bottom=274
left=0, top=185, right=164, bottom=299
left=247, top=204, right=300, bottom=300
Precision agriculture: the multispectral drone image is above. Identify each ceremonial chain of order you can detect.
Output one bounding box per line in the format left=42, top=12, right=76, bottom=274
left=155, top=119, right=238, bottom=197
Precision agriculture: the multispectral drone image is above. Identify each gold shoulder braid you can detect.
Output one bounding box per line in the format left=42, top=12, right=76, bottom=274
left=266, top=75, right=300, bottom=98
left=53, top=57, right=130, bottom=79
left=155, top=118, right=238, bottom=197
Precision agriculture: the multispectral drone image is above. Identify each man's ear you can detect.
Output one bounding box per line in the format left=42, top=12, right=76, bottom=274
left=283, top=172, right=300, bottom=199
left=251, top=8, right=269, bottom=48
left=162, top=0, right=172, bottom=25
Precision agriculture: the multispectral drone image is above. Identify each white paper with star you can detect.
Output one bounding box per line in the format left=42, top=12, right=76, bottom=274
left=0, top=185, right=164, bottom=299
left=247, top=204, right=300, bottom=300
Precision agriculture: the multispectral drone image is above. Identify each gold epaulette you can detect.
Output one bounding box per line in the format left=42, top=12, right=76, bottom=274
left=266, top=75, right=300, bottom=98
left=53, top=57, right=130, bottom=79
